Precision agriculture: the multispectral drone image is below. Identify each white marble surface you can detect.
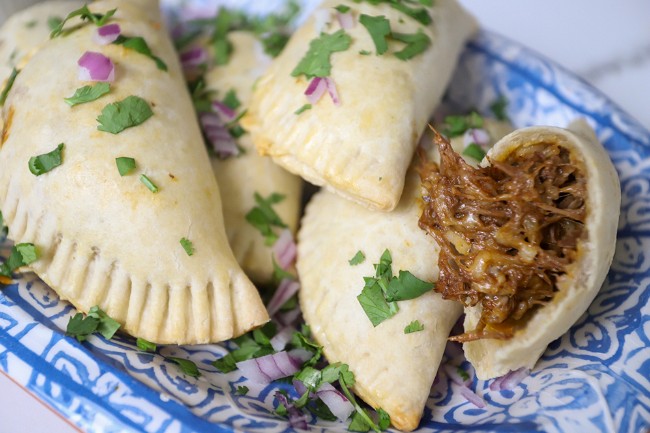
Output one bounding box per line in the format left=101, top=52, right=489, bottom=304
left=0, top=1, right=648, bottom=432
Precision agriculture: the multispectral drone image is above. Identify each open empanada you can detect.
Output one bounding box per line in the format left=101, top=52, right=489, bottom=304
left=0, top=0, right=268, bottom=344
left=297, top=167, right=461, bottom=431
left=243, top=0, right=476, bottom=211
left=202, top=31, right=302, bottom=284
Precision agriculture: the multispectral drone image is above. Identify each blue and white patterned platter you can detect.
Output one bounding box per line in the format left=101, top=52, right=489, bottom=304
left=1, top=1, right=650, bottom=432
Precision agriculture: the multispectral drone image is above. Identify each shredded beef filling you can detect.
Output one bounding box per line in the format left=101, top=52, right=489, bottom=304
left=418, top=133, right=587, bottom=342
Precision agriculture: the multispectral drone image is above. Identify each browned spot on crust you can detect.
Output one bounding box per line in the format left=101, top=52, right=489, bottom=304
left=1, top=106, right=15, bottom=146
left=168, top=173, right=176, bottom=180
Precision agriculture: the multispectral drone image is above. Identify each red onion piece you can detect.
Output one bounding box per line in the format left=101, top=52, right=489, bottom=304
left=293, top=378, right=310, bottom=396
left=337, top=12, right=355, bottom=29
left=180, top=47, right=207, bottom=69
left=275, top=391, right=310, bottom=430
left=199, top=112, right=240, bottom=159
left=276, top=307, right=302, bottom=327
left=463, top=128, right=490, bottom=149
left=287, top=348, right=313, bottom=364
left=236, top=351, right=301, bottom=384
left=491, top=367, right=530, bottom=391
left=273, top=229, right=297, bottom=270
left=270, top=326, right=295, bottom=352
left=267, top=278, right=300, bottom=317
left=459, top=386, right=486, bottom=408
left=212, top=100, right=237, bottom=122
left=77, top=51, right=114, bottom=82
left=304, top=77, right=327, bottom=105
left=316, top=382, right=354, bottom=421
left=93, top=23, right=121, bottom=45
left=324, top=77, right=340, bottom=106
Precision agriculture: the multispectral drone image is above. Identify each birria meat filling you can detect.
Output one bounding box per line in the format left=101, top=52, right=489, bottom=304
left=419, top=133, right=587, bottom=342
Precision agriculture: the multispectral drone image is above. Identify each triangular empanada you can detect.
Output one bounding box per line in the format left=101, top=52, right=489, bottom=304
left=0, top=0, right=268, bottom=344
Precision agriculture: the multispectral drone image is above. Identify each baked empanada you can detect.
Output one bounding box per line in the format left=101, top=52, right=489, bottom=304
left=0, top=0, right=268, bottom=344
left=297, top=168, right=461, bottom=431
left=202, top=31, right=302, bottom=284
left=243, top=0, right=476, bottom=211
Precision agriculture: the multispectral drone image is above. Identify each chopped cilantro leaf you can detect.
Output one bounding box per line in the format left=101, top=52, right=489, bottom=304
left=0, top=210, right=7, bottom=238
left=377, top=408, right=391, bottom=430
left=64, top=82, right=110, bottom=107
left=359, top=50, right=372, bottom=55
left=0, top=243, right=38, bottom=278
left=113, top=35, right=168, bottom=71
left=167, top=357, right=201, bottom=378
left=28, top=143, right=64, bottom=176
left=136, top=338, right=157, bottom=352
left=180, top=237, right=194, bottom=256
left=404, top=320, right=424, bottom=334
left=349, top=411, right=372, bottom=432
left=0, top=68, right=19, bottom=106
left=140, top=174, right=159, bottom=193
left=294, top=103, right=312, bottom=115
left=359, top=14, right=391, bottom=55
left=25, top=20, right=38, bottom=28
left=222, top=89, right=241, bottom=110
left=88, top=305, right=121, bottom=339
left=272, top=257, right=296, bottom=283
left=65, top=305, right=120, bottom=341
left=457, top=366, right=470, bottom=382
left=442, top=112, right=483, bottom=137
left=47, top=16, right=63, bottom=32
left=338, top=378, right=382, bottom=433
left=115, top=157, right=136, bottom=176
left=490, top=95, right=509, bottom=121
left=245, top=192, right=287, bottom=245
left=50, top=5, right=116, bottom=38
left=463, top=143, right=486, bottom=161
left=261, top=32, right=290, bottom=58
left=357, top=283, right=396, bottom=327
left=97, top=95, right=153, bottom=134
left=349, top=250, right=366, bottom=265
left=385, top=270, right=434, bottom=301
left=335, top=5, right=351, bottom=13
left=291, top=30, right=352, bottom=79
left=392, top=30, right=431, bottom=60
left=236, top=386, right=249, bottom=395
left=389, top=1, right=431, bottom=25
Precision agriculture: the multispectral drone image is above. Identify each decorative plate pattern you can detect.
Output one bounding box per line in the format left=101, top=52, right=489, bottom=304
left=1, top=1, right=650, bottom=432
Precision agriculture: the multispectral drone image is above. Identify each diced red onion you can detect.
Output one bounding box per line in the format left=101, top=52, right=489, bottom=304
left=287, top=348, right=313, bottom=364
left=180, top=47, right=207, bottom=69
left=463, top=128, right=490, bottom=149
left=459, top=386, right=486, bottom=408
left=304, top=77, right=326, bottom=104
left=273, top=229, right=297, bottom=270
left=267, top=278, right=300, bottom=317
left=199, top=112, right=239, bottom=159
left=236, top=351, right=301, bottom=384
left=316, top=382, right=354, bottom=421
left=77, top=51, right=114, bottom=82
left=276, top=307, right=302, bottom=327
left=324, top=77, right=340, bottom=106
left=270, top=326, right=295, bottom=352
left=275, top=391, right=310, bottom=430
left=212, top=100, right=237, bottom=122
left=337, top=12, right=355, bottom=29
left=313, top=9, right=332, bottom=34
left=93, top=23, right=121, bottom=45
left=293, top=378, right=310, bottom=396
left=490, top=367, right=530, bottom=391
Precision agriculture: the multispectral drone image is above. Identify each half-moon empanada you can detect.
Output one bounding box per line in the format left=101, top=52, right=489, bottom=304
left=243, top=0, right=476, bottom=212
left=297, top=167, right=462, bottom=431
left=203, top=31, right=302, bottom=284
left=0, top=0, right=268, bottom=344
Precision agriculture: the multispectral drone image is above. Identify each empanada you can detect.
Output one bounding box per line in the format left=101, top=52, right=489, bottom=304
left=297, top=167, right=461, bottom=431
left=0, top=0, right=268, bottom=344
left=243, top=0, right=476, bottom=211
left=203, top=31, right=302, bottom=284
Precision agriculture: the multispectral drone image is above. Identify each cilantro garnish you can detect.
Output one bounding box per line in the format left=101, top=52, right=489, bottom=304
left=349, top=250, right=366, bottom=265
left=245, top=192, right=288, bottom=245
left=359, top=15, right=391, bottom=55
left=462, top=143, right=486, bottom=162
left=97, top=95, right=153, bottom=134
left=28, top=143, right=64, bottom=176
left=294, top=103, right=312, bottom=115
left=50, top=5, right=116, bottom=38
left=490, top=95, right=509, bottom=121
left=261, top=32, right=290, bottom=58
left=392, top=29, right=431, bottom=60
left=442, top=112, right=483, bottom=137
left=404, top=320, right=424, bottom=334
left=64, top=83, right=110, bottom=107
left=0, top=68, right=19, bottom=106
left=115, top=157, right=136, bottom=176
left=113, top=35, right=168, bottom=71
left=139, top=174, right=159, bottom=193
left=335, top=5, right=351, bottom=13
left=66, top=305, right=120, bottom=342
left=291, top=30, right=352, bottom=79
left=0, top=243, right=38, bottom=278
left=236, top=386, right=249, bottom=395
left=357, top=249, right=433, bottom=327
left=136, top=338, right=157, bottom=352
left=180, top=237, right=194, bottom=256
left=457, top=366, right=470, bottom=382
left=47, top=16, right=63, bottom=32
left=212, top=322, right=278, bottom=373
left=189, top=77, right=215, bottom=114
left=353, top=0, right=431, bottom=26
left=167, top=357, right=201, bottom=378
left=359, top=50, right=371, bottom=55
left=222, top=89, right=241, bottom=110
left=25, top=20, right=38, bottom=28
left=0, top=211, right=7, bottom=238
